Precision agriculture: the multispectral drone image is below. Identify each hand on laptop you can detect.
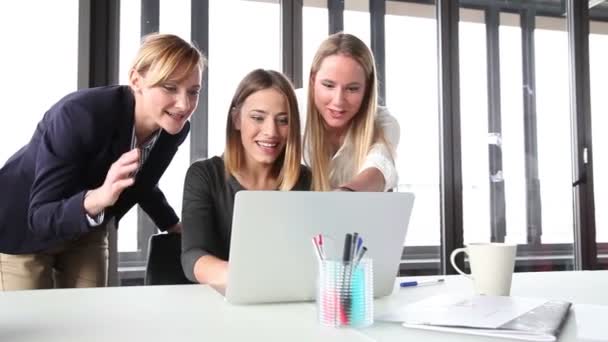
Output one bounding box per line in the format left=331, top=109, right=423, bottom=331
left=194, top=255, right=228, bottom=288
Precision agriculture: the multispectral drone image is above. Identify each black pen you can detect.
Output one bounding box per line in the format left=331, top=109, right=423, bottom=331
left=342, top=233, right=353, bottom=324
left=350, top=232, right=359, bottom=262
left=353, top=246, right=367, bottom=268
left=343, top=233, right=353, bottom=263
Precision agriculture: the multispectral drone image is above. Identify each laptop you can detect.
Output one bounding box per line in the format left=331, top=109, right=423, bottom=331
left=225, top=191, right=415, bottom=304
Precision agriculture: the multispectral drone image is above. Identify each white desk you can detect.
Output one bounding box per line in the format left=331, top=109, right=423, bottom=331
left=1, top=271, right=607, bottom=342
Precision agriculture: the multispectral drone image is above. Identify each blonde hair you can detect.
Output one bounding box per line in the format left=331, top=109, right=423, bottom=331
left=130, top=33, right=206, bottom=86
left=304, top=33, right=382, bottom=191
left=224, top=69, right=302, bottom=191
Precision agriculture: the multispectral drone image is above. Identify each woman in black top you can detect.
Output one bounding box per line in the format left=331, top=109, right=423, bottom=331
left=181, top=69, right=311, bottom=287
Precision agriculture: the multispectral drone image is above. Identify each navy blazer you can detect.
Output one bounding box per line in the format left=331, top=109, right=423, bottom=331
left=0, top=86, right=189, bottom=254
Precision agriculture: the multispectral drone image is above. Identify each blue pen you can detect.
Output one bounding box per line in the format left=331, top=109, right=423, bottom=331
left=400, top=278, right=445, bottom=288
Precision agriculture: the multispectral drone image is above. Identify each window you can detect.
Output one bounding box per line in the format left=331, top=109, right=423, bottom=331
left=208, top=0, right=281, bottom=158
left=157, top=0, right=192, bottom=234
left=590, top=18, right=608, bottom=246
left=303, top=1, right=328, bottom=83
left=0, top=1, right=79, bottom=165
left=117, top=0, right=141, bottom=253
left=386, top=2, right=439, bottom=248
left=344, top=0, right=370, bottom=47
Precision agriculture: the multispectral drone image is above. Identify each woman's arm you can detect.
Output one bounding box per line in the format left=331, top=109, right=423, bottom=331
left=138, top=185, right=180, bottom=232
left=339, top=168, right=385, bottom=192
left=193, top=254, right=228, bottom=287
left=181, top=160, right=227, bottom=286
left=339, top=107, right=400, bottom=192
left=29, top=101, right=132, bottom=239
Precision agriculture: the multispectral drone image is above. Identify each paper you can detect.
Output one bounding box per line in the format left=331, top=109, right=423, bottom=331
left=377, top=294, right=571, bottom=342
left=378, top=294, right=547, bottom=328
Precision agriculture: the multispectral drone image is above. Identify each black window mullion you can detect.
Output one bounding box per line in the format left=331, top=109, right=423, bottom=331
left=436, top=0, right=463, bottom=275
left=485, top=6, right=506, bottom=243
left=78, top=0, right=120, bottom=89
left=566, top=0, right=597, bottom=270
left=281, top=0, right=303, bottom=88
left=141, top=0, right=159, bottom=36
left=369, top=0, right=386, bottom=105
left=521, top=8, right=542, bottom=246
left=328, top=0, right=344, bottom=34
left=191, top=0, right=209, bottom=162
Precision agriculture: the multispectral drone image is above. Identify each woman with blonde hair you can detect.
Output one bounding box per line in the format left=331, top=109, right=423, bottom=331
left=301, top=32, right=399, bottom=192
left=0, top=33, right=205, bottom=290
left=181, top=69, right=310, bottom=288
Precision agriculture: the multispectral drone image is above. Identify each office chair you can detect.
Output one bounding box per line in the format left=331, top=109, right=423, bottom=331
left=145, top=233, right=193, bottom=285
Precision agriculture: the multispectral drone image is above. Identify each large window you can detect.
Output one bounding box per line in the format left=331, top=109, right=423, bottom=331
left=7, top=0, right=608, bottom=283
left=386, top=2, right=439, bottom=249
left=590, top=6, right=608, bottom=269
left=0, top=1, right=79, bottom=165
left=458, top=4, right=575, bottom=271
left=117, top=0, right=141, bottom=253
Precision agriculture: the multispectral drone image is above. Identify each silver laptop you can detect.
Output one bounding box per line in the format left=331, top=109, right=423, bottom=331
left=225, top=191, right=415, bottom=304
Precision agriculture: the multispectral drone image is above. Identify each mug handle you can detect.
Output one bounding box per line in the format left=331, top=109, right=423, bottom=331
left=450, top=247, right=472, bottom=279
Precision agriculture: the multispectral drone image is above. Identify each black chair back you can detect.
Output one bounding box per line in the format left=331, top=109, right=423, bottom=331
left=145, top=233, right=193, bottom=285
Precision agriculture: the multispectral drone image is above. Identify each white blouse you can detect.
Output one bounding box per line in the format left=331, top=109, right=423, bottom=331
left=296, top=89, right=400, bottom=191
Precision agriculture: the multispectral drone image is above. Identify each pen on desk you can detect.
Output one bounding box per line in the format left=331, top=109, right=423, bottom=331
left=400, top=278, right=445, bottom=288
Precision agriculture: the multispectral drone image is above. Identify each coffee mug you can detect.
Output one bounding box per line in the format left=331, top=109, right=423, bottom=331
left=450, top=243, right=517, bottom=296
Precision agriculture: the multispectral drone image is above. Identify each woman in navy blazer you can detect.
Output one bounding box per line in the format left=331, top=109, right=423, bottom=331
left=0, top=33, right=206, bottom=290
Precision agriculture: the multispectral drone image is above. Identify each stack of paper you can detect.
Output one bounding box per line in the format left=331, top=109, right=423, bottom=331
left=377, top=294, right=571, bottom=341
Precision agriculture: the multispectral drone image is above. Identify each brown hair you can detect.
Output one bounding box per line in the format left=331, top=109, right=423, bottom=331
left=224, top=69, right=302, bottom=191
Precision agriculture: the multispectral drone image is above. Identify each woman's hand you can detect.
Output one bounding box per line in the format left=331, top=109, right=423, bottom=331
left=84, top=148, right=140, bottom=215
left=194, top=255, right=229, bottom=288
left=166, top=222, right=182, bottom=234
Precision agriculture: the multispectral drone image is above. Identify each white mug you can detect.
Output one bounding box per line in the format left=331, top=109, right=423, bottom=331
left=450, top=243, right=517, bottom=296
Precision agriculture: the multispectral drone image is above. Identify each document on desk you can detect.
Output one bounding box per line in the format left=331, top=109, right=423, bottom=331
left=377, top=294, right=571, bottom=341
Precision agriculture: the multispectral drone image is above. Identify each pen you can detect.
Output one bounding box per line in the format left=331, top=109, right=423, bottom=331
left=400, top=278, right=445, bottom=288
left=317, top=234, right=326, bottom=259
left=350, top=232, right=359, bottom=262
left=312, top=237, right=323, bottom=261
left=353, top=246, right=367, bottom=268
left=356, top=236, right=363, bottom=254
left=342, top=233, right=353, bottom=263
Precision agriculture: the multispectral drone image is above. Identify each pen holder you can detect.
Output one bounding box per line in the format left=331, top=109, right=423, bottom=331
left=316, top=258, right=373, bottom=328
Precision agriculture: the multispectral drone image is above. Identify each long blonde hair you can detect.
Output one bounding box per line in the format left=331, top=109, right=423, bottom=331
left=224, top=69, right=302, bottom=191
left=130, top=33, right=206, bottom=86
left=304, top=33, right=381, bottom=191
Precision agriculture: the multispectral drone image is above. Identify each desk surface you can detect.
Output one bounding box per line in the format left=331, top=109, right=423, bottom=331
left=1, top=271, right=607, bottom=342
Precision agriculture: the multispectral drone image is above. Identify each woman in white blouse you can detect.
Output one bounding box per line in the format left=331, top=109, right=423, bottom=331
left=300, top=32, right=399, bottom=192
